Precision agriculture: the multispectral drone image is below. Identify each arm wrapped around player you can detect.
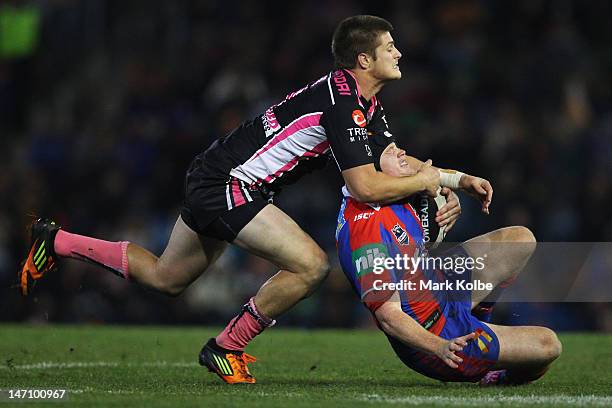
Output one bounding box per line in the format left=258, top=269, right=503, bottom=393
left=378, top=143, right=461, bottom=232
left=379, top=144, right=492, bottom=215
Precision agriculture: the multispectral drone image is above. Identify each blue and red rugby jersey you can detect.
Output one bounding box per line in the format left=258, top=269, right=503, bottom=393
left=336, top=194, right=447, bottom=334
left=336, top=194, right=501, bottom=382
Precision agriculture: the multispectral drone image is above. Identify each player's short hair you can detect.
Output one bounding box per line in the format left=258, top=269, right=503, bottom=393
left=332, top=15, right=394, bottom=69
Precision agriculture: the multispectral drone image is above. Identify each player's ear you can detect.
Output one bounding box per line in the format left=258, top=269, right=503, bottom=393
left=357, top=53, right=371, bottom=70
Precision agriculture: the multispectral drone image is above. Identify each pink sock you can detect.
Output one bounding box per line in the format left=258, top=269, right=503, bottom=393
left=216, top=297, right=276, bottom=351
left=54, top=230, right=130, bottom=279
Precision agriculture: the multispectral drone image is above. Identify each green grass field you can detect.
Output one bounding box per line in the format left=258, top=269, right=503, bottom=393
left=0, top=326, right=611, bottom=407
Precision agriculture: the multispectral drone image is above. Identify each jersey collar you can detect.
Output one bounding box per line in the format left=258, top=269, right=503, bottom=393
left=343, top=69, right=378, bottom=121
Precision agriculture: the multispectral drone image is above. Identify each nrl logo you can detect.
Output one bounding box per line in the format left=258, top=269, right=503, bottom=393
left=392, top=224, right=409, bottom=246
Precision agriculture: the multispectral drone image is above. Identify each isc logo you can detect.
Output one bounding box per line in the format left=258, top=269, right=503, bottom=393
left=353, top=212, right=374, bottom=221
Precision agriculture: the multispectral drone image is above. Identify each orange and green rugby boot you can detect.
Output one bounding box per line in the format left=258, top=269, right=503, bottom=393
left=19, top=218, right=60, bottom=296
left=198, top=338, right=257, bottom=384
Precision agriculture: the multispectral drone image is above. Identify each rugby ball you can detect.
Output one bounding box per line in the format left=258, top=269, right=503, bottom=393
left=409, top=188, right=447, bottom=249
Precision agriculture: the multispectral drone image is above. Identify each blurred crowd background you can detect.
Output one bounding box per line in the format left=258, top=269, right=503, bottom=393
left=1, top=0, right=610, bottom=330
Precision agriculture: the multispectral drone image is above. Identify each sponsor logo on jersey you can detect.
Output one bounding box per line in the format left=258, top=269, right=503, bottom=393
left=422, top=308, right=441, bottom=330
left=351, top=244, right=388, bottom=277
left=365, top=144, right=372, bottom=156
left=333, top=70, right=352, bottom=96
left=347, top=127, right=368, bottom=142
left=352, top=110, right=366, bottom=127
left=415, top=196, right=431, bottom=243
left=262, top=107, right=281, bottom=137
left=353, top=211, right=374, bottom=222
left=391, top=224, right=409, bottom=246
left=261, top=83, right=311, bottom=137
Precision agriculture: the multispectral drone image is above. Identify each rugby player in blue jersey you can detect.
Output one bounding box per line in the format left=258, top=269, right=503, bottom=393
left=337, top=142, right=562, bottom=385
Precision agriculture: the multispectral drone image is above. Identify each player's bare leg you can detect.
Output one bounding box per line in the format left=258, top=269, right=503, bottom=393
left=482, top=323, right=562, bottom=385
left=200, top=204, right=330, bottom=384
left=234, top=204, right=331, bottom=318
left=126, top=216, right=227, bottom=296
left=460, top=226, right=537, bottom=309
left=457, top=227, right=560, bottom=385
left=127, top=205, right=331, bottom=328
left=212, top=204, right=330, bottom=349
left=20, top=216, right=226, bottom=296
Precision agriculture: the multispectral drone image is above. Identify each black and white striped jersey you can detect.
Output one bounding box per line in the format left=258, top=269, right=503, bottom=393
left=198, top=68, right=396, bottom=195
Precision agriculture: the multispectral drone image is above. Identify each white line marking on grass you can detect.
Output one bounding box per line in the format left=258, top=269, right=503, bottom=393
left=0, top=361, right=198, bottom=370
left=360, top=394, right=612, bottom=406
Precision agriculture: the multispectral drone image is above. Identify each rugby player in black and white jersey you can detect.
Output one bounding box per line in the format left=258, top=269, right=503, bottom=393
left=19, top=15, right=492, bottom=384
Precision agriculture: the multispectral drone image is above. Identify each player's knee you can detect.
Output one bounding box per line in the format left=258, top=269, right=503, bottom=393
left=301, top=249, right=331, bottom=290
left=549, top=331, right=562, bottom=361
left=508, top=226, right=536, bottom=244
left=503, top=226, right=536, bottom=275
left=494, top=225, right=536, bottom=245
left=150, top=267, right=189, bottom=297
left=156, top=281, right=186, bottom=297
left=165, top=285, right=186, bottom=297
left=539, top=328, right=562, bottom=362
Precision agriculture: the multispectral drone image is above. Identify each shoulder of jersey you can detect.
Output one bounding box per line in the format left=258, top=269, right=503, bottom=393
left=326, top=69, right=360, bottom=104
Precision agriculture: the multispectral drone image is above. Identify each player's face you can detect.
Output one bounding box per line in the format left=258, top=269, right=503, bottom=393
left=380, top=143, right=417, bottom=177
left=370, top=32, right=402, bottom=81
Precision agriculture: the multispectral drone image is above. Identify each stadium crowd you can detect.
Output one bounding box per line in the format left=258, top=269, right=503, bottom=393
left=1, top=0, right=610, bottom=330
